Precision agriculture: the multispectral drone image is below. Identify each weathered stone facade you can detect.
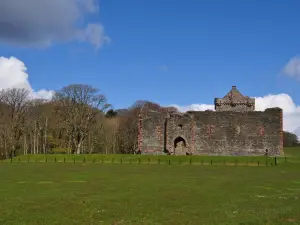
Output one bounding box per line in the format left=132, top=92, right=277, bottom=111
left=138, top=86, right=283, bottom=156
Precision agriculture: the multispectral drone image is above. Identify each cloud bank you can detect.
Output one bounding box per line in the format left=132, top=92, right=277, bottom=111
left=0, top=0, right=110, bottom=49
left=0, top=56, right=54, bottom=99
left=171, top=94, right=300, bottom=136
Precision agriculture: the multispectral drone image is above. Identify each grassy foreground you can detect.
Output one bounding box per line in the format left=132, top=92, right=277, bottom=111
left=0, top=147, right=299, bottom=225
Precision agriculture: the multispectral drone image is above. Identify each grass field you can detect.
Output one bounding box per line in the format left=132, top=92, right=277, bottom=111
left=0, top=147, right=300, bottom=225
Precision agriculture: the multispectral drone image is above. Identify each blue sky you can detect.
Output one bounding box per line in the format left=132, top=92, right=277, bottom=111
left=0, top=0, right=299, bottom=111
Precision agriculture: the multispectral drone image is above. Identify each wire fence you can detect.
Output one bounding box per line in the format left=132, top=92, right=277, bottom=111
left=0, top=154, right=290, bottom=167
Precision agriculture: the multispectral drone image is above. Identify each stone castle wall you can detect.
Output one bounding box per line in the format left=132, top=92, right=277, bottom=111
left=215, top=102, right=255, bottom=112
left=138, top=108, right=283, bottom=156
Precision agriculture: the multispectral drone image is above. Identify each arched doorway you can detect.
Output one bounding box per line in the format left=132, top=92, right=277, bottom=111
left=174, top=136, right=187, bottom=155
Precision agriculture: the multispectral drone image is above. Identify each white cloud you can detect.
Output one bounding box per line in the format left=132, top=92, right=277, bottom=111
left=171, top=94, right=300, bottom=135
left=282, top=56, right=300, bottom=80
left=77, top=23, right=111, bottom=50
left=171, top=104, right=214, bottom=112
left=0, top=56, right=54, bottom=100
left=294, top=127, right=300, bottom=139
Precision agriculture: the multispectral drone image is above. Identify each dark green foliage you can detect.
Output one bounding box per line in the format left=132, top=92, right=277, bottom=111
left=283, top=131, right=299, bottom=147
left=105, top=109, right=118, bottom=118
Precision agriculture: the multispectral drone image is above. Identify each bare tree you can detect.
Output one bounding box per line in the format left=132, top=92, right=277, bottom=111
left=53, top=84, right=110, bottom=154
left=24, top=99, right=50, bottom=155
left=0, top=88, right=30, bottom=156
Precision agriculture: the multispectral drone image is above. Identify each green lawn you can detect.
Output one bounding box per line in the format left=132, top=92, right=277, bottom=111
left=0, top=147, right=299, bottom=225
left=284, top=146, right=300, bottom=157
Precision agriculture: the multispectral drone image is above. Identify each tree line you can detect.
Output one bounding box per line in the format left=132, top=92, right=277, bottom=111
left=0, top=84, right=177, bottom=158
left=283, top=131, right=299, bottom=147
left=0, top=84, right=298, bottom=158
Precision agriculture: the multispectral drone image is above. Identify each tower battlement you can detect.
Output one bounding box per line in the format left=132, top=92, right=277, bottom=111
left=214, top=86, right=255, bottom=112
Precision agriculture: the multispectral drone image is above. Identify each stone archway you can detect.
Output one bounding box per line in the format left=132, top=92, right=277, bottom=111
left=174, top=136, right=187, bottom=155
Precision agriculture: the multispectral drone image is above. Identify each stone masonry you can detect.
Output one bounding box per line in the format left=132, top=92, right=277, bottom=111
left=214, top=86, right=255, bottom=112
left=138, top=86, right=283, bottom=156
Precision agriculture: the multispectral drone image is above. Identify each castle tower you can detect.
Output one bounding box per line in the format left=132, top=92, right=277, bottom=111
left=214, top=86, right=255, bottom=112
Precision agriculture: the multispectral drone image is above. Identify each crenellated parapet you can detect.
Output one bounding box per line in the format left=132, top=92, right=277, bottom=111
left=214, top=86, right=255, bottom=112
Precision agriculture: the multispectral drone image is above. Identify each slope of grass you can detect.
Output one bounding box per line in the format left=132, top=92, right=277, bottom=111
left=0, top=163, right=300, bottom=225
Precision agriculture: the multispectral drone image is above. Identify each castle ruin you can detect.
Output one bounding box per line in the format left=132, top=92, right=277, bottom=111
left=137, top=86, right=283, bottom=156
